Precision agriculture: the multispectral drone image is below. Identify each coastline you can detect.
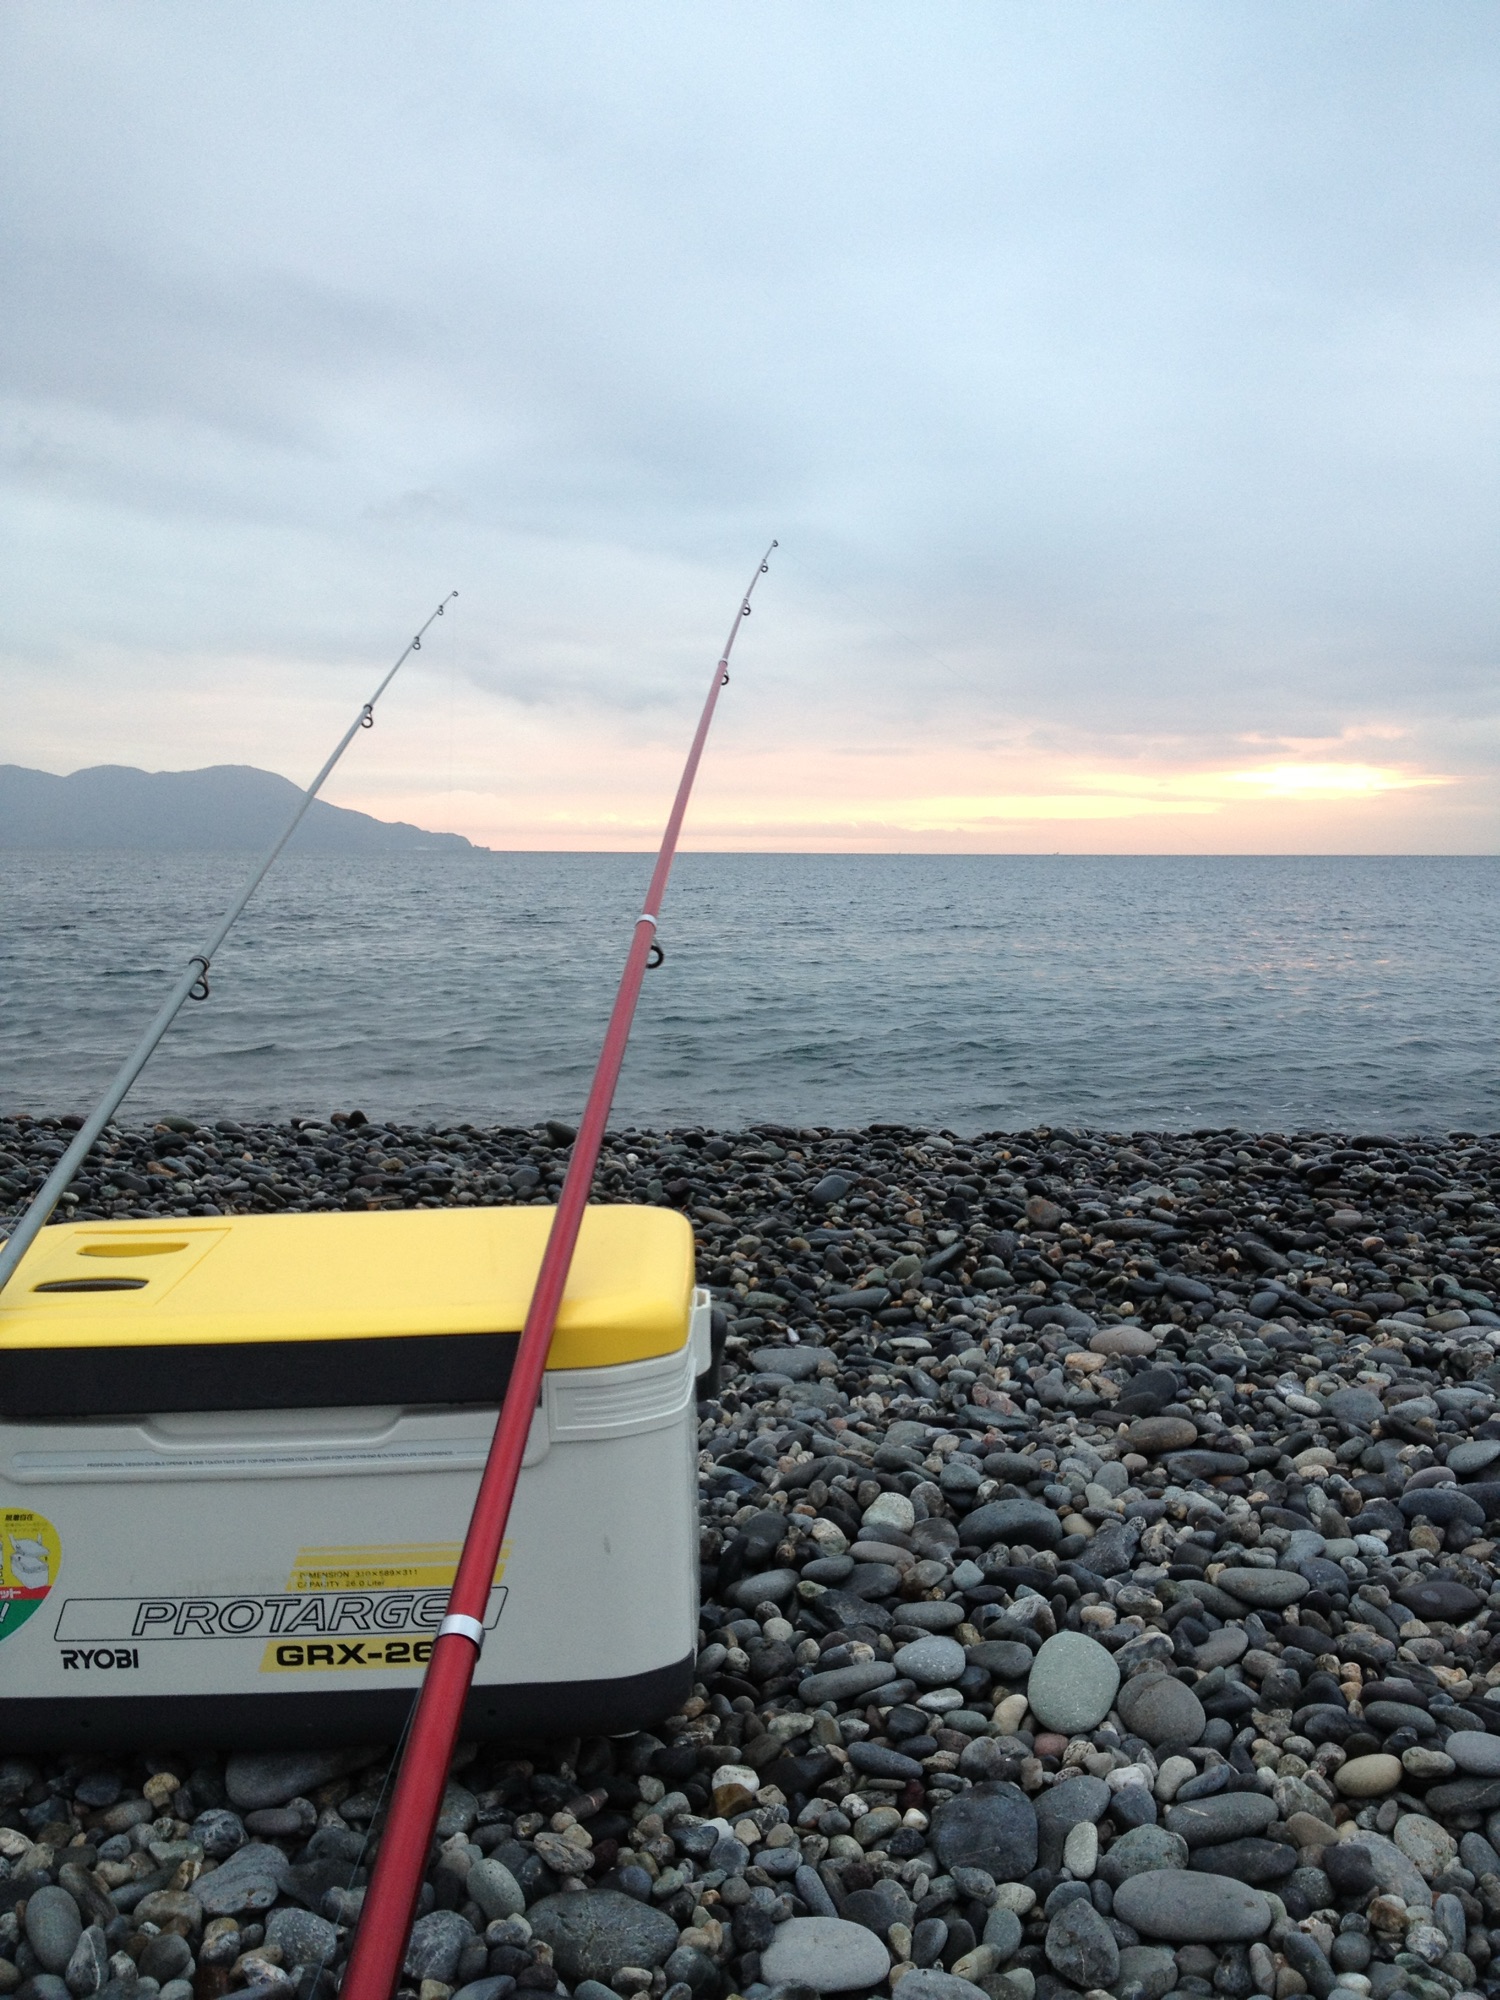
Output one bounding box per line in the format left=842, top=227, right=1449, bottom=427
left=5, top=1111, right=1496, bottom=1342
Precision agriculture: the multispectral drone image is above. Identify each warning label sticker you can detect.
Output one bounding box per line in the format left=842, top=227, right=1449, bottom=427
left=1, top=1507, right=59, bottom=1645
left=286, top=1542, right=508, bottom=1593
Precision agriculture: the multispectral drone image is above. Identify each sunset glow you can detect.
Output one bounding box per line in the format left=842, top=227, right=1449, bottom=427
left=329, top=718, right=1476, bottom=853
left=1218, top=762, right=1451, bottom=798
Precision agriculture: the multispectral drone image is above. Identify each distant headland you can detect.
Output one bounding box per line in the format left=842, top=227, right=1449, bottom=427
left=0, top=764, right=486, bottom=854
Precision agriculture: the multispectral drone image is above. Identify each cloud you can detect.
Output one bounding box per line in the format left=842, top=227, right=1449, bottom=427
left=2, top=1, right=1499, bottom=847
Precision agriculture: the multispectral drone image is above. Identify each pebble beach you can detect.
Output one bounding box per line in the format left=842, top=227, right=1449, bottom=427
left=5, top=1111, right=1500, bottom=2000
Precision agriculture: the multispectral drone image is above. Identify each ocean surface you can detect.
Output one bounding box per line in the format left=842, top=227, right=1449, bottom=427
left=3, top=852, right=1498, bottom=1135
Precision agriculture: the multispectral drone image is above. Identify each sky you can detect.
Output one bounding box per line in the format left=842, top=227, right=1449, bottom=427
left=3, top=2, right=1499, bottom=854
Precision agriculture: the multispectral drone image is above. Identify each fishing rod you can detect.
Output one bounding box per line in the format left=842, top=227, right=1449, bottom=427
left=340, top=541, right=777, bottom=2000
left=0, top=592, right=458, bottom=1298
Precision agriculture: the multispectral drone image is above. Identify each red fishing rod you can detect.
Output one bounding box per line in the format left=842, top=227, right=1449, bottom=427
left=340, top=542, right=777, bottom=2000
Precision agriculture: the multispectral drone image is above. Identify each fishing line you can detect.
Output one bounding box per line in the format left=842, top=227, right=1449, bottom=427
left=338, top=541, right=777, bottom=2000
left=0, top=593, right=458, bottom=1297
left=801, top=553, right=1020, bottom=717
left=307, top=1695, right=422, bottom=1999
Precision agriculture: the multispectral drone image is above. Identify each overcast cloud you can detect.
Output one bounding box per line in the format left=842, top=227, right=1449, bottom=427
left=3, top=2, right=1499, bottom=850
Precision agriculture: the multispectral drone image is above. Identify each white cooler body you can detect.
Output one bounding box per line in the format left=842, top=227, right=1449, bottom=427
left=0, top=1297, right=708, bottom=1748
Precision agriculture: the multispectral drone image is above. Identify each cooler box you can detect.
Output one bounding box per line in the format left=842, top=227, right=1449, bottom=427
left=0, top=1206, right=706, bottom=1749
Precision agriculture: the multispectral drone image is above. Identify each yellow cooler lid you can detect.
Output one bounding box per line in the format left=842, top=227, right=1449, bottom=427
left=0, top=1206, right=696, bottom=1418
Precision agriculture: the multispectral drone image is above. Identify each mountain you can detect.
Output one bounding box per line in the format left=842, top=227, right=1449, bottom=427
left=0, top=764, right=486, bottom=853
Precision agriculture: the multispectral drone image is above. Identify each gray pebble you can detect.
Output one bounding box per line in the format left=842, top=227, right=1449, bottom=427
left=1448, top=1439, right=1500, bottom=1477
left=1025, top=1630, right=1120, bottom=1733
left=467, top=1858, right=526, bottom=1921
left=797, top=1659, right=898, bottom=1704
left=21, top=1977, right=72, bottom=2000
left=1165, top=1793, right=1279, bottom=1848
left=982, top=1906, right=1022, bottom=1959
left=758, top=1916, right=891, bottom=1992
left=847, top=1741, right=924, bottom=1781
left=137, top=1935, right=193, bottom=1987
left=793, top=1865, right=837, bottom=1919
left=727, top=1566, right=799, bottom=1610
left=1324, top=1388, right=1384, bottom=1429
left=25, top=1889, right=82, bottom=1975
left=196, top=1844, right=291, bottom=1917
left=930, top=1783, right=1038, bottom=1881
left=960, top=1498, right=1063, bottom=1548
left=893, top=1635, right=967, bottom=1687
left=64, top=1926, right=108, bottom=1999
left=898, top=1601, right=968, bottom=1631
left=224, top=1751, right=365, bottom=1811
left=1116, top=1943, right=1180, bottom=2000
left=1187, top=1837, right=1297, bottom=1884
left=1444, top=1731, right=1500, bottom=1777
left=527, top=1891, right=678, bottom=1981
left=1098, top=1825, right=1190, bottom=1886
left=1215, top=1567, right=1309, bottom=1610
left=749, top=1347, right=821, bottom=1379
left=1112, top=1869, right=1271, bottom=1943
left=1116, top=1670, right=1206, bottom=1746
left=842, top=1880, right=914, bottom=1938
left=1191, top=1626, right=1247, bottom=1669
left=190, top=1810, right=247, bottom=1860
left=402, top=1911, right=477, bottom=1984
left=1460, top=1830, right=1500, bottom=1876
left=1045, top=1896, right=1120, bottom=1989
left=263, top=1908, right=338, bottom=1971
left=874, top=1972, right=986, bottom=2000
left=1035, top=1775, right=1111, bottom=1868
left=1354, top=1832, right=1433, bottom=1908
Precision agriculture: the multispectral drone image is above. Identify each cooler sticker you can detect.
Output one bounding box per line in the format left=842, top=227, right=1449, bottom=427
left=1, top=1507, right=60, bottom=1643
left=261, top=1542, right=509, bottom=1673
left=286, top=1542, right=509, bottom=1592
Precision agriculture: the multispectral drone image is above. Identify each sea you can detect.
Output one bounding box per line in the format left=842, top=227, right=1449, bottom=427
left=3, top=852, right=1498, bottom=1136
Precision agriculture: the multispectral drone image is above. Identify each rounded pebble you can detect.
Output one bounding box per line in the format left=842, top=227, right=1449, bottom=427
left=1112, top=1869, right=1272, bottom=1942
left=760, top=1916, right=892, bottom=1991
left=1025, top=1630, right=1120, bottom=1733
left=1335, top=1754, right=1406, bottom=1798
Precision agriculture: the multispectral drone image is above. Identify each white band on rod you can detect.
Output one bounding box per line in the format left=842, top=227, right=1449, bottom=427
left=438, top=1614, right=485, bottom=1647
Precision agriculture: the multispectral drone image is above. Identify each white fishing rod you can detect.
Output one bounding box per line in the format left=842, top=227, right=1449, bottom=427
left=0, top=592, right=457, bottom=1297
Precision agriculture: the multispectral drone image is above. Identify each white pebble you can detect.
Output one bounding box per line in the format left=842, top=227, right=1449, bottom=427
left=1107, top=1761, right=1155, bottom=1793
left=991, top=1883, right=1036, bottom=1915
left=993, top=1692, right=1030, bottom=1735
left=1062, top=1821, right=1098, bottom=1878
left=1154, top=1754, right=1196, bottom=1802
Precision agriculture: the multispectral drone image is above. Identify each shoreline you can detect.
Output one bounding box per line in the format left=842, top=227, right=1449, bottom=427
left=5, top=1112, right=1497, bottom=1336
left=2, top=1115, right=1500, bottom=2000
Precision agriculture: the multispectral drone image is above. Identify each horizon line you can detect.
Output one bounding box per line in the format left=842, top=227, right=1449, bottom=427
left=11, top=845, right=1500, bottom=860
